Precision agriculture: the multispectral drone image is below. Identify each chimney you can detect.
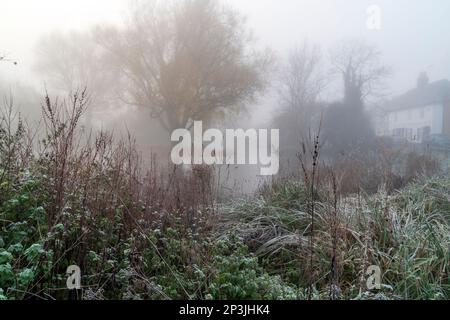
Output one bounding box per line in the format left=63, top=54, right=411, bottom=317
left=417, top=72, right=429, bottom=88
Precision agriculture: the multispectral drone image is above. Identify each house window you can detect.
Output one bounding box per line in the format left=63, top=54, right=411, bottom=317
left=393, top=128, right=407, bottom=138
left=423, top=126, right=431, bottom=138
left=418, top=126, right=431, bottom=142
left=407, top=128, right=413, bottom=140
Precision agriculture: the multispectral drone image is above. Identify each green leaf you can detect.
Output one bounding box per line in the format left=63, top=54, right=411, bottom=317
left=0, top=251, right=13, bottom=264
left=0, top=288, right=7, bottom=300
left=0, top=263, right=14, bottom=287
left=18, top=268, right=35, bottom=286
left=24, top=243, right=45, bottom=262
left=7, top=243, right=23, bottom=255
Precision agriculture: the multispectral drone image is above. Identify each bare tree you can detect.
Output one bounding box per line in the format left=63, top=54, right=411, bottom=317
left=33, top=31, right=125, bottom=129
left=278, top=41, right=326, bottom=129
left=273, top=41, right=326, bottom=175
left=34, top=32, right=82, bottom=92
left=34, top=31, right=118, bottom=102
left=330, top=39, right=391, bottom=106
left=323, top=40, right=390, bottom=157
left=95, top=0, right=270, bottom=133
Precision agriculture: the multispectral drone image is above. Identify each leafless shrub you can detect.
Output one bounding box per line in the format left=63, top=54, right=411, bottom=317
left=0, top=89, right=218, bottom=297
left=0, top=95, right=34, bottom=182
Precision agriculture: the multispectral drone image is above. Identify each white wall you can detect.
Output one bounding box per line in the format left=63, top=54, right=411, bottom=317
left=387, top=103, right=443, bottom=141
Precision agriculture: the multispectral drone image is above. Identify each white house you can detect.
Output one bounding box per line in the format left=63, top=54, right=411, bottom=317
left=378, top=77, right=450, bottom=143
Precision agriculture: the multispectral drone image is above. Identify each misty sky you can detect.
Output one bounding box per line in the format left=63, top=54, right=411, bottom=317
left=1, top=0, right=450, bottom=98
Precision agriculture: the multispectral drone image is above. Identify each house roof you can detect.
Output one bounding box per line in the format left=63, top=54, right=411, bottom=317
left=385, top=79, right=450, bottom=112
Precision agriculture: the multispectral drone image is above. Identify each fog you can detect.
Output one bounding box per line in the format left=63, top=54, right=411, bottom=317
left=2, top=0, right=449, bottom=92
left=1, top=0, right=450, bottom=193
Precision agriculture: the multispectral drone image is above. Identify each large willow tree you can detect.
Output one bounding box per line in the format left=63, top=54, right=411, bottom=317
left=95, top=0, right=271, bottom=133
